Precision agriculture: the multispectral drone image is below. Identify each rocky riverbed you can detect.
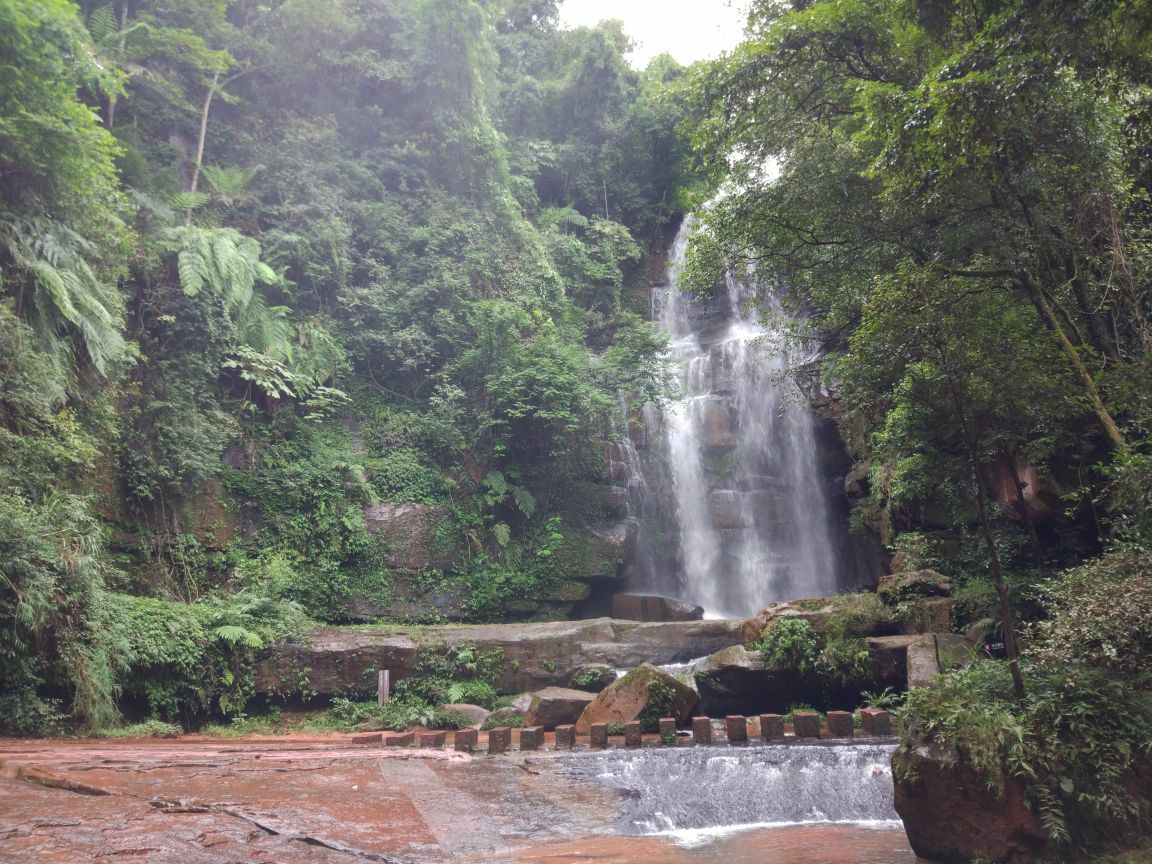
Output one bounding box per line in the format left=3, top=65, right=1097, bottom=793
left=0, top=735, right=924, bottom=864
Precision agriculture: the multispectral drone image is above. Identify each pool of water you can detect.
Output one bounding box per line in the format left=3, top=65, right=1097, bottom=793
left=510, top=822, right=924, bottom=863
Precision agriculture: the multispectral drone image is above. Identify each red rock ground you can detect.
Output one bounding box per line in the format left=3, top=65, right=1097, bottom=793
left=0, top=733, right=921, bottom=864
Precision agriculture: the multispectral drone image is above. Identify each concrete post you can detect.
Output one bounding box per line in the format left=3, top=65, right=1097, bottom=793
left=826, top=711, right=854, bottom=738
left=725, top=715, right=748, bottom=744
left=384, top=731, right=413, bottom=747
left=454, top=728, right=478, bottom=753
left=860, top=708, right=892, bottom=736
left=378, top=669, right=390, bottom=706
left=658, top=717, right=677, bottom=744
left=487, top=727, right=511, bottom=755
left=691, top=716, right=712, bottom=745
left=792, top=711, right=821, bottom=739
left=520, top=726, right=543, bottom=751
left=554, top=725, right=575, bottom=750
left=419, top=730, right=446, bottom=748
left=590, top=723, right=608, bottom=749
left=624, top=721, right=643, bottom=748
left=759, top=714, right=785, bottom=741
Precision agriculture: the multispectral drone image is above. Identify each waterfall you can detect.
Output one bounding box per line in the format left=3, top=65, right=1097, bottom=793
left=633, top=220, right=846, bottom=617
left=565, top=744, right=901, bottom=835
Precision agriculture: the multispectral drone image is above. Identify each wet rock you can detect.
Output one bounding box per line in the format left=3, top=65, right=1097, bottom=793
left=363, top=502, right=452, bottom=570
left=575, top=664, right=699, bottom=733
left=526, top=687, right=596, bottom=730
left=611, top=593, right=704, bottom=622
left=567, top=664, right=616, bottom=693
left=708, top=490, right=748, bottom=528
left=699, top=396, right=735, bottom=449
left=581, top=520, right=639, bottom=581
left=440, top=704, right=491, bottom=727
left=894, top=725, right=1048, bottom=863
left=256, top=618, right=743, bottom=697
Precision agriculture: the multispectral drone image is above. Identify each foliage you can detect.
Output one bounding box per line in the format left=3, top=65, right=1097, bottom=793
left=755, top=618, right=821, bottom=678
left=901, top=546, right=1152, bottom=848
left=329, top=696, right=473, bottom=732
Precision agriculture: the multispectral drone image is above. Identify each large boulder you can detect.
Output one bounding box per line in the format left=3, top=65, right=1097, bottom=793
left=440, top=703, right=490, bottom=727
left=893, top=725, right=1048, bottom=863
left=525, top=687, right=597, bottom=729
left=575, top=664, right=699, bottom=733
left=611, top=593, right=703, bottom=622
left=693, top=645, right=799, bottom=716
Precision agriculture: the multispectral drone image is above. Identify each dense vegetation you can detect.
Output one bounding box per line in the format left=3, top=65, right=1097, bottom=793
left=0, top=0, right=696, bottom=731
left=3, top=0, right=1151, bottom=853
left=685, top=0, right=1152, bottom=854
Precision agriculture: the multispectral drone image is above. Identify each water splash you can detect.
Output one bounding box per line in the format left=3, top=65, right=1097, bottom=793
left=565, top=743, right=901, bottom=835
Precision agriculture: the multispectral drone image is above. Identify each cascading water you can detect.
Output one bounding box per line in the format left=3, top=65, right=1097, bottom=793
left=634, top=220, right=849, bottom=617
left=565, top=743, right=901, bottom=837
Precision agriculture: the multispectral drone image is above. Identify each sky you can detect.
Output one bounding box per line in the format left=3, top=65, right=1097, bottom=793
left=557, top=0, right=748, bottom=68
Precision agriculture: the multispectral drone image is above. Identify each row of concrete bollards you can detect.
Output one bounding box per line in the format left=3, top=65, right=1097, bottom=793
left=355, top=707, right=892, bottom=755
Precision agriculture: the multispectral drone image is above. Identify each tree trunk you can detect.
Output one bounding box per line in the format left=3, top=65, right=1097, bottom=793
left=1018, top=272, right=1127, bottom=453
left=952, top=393, right=1026, bottom=699
left=186, top=72, right=220, bottom=223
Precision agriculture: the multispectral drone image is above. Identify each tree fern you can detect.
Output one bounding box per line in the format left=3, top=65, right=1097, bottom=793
left=0, top=215, right=126, bottom=377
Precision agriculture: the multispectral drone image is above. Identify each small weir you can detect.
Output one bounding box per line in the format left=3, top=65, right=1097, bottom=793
left=561, top=743, right=901, bottom=837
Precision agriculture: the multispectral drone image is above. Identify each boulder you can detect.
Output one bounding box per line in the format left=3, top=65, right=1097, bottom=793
left=877, top=569, right=953, bottom=605
left=742, top=594, right=897, bottom=645
left=611, top=593, right=704, bottom=622
left=345, top=572, right=470, bottom=622
left=526, top=687, right=597, bottom=730
left=440, top=704, right=491, bottom=728
left=567, top=664, right=616, bottom=693
left=363, top=503, right=452, bottom=570
left=575, top=664, right=699, bottom=733
left=485, top=693, right=532, bottom=727
left=893, top=725, right=1048, bottom=863
left=693, top=645, right=799, bottom=716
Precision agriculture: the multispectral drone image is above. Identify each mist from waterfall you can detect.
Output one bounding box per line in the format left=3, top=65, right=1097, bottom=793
left=637, top=221, right=843, bottom=618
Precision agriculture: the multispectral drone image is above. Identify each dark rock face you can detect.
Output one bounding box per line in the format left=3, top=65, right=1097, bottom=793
left=575, top=664, right=699, bottom=732
left=893, top=729, right=1048, bottom=863
left=255, top=618, right=743, bottom=697
left=525, top=687, right=596, bottom=730
left=692, top=645, right=798, bottom=717
left=611, top=593, right=704, bottom=622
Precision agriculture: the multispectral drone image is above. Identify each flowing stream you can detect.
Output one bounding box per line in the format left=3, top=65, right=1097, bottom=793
left=627, top=221, right=847, bottom=617
left=548, top=743, right=918, bottom=863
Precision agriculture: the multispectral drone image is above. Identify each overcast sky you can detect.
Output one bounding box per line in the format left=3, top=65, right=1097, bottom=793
left=557, top=0, right=748, bottom=67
